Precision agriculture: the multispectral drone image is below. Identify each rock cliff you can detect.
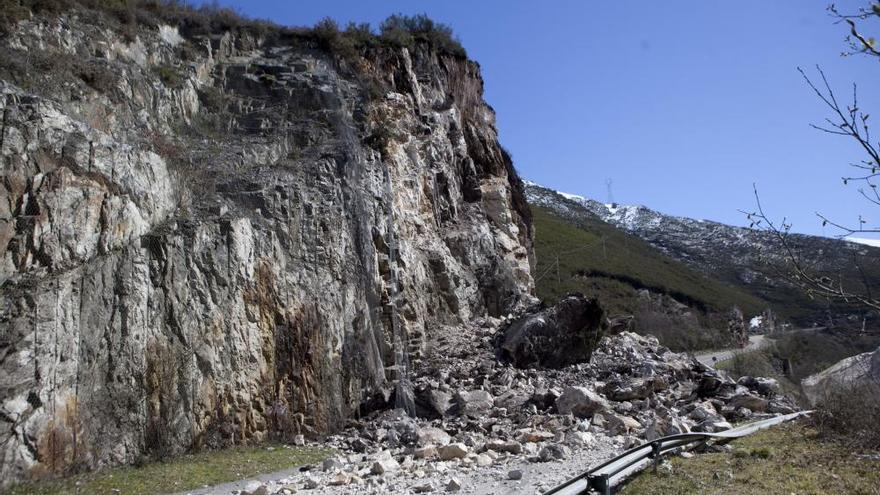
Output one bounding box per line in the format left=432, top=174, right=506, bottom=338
left=0, top=9, right=533, bottom=485
left=802, top=346, right=880, bottom=407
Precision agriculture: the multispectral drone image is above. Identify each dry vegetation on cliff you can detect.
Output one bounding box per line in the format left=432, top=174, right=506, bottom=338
left=0, top=0, right=467, bottom=58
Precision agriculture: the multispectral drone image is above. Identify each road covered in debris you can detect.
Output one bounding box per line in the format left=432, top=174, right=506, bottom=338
left=186, top=296, right=798, bottom=495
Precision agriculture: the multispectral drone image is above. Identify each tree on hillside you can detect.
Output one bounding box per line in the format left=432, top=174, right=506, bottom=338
left=745, top=3, right=880, bottom=311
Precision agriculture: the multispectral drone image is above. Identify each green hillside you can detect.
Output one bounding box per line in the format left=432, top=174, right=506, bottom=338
left=532, top=206, right=764, bottom=313
left=532, top=206, right=766, bottom=350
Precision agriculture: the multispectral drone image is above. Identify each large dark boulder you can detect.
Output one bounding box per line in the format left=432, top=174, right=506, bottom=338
left=497, top=293, right=605, bottom=368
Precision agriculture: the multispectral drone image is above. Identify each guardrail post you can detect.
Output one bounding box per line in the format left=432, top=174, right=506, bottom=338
left=650, top=441, right=661, bottom=474
left=588, top=474, right=611, bottom=495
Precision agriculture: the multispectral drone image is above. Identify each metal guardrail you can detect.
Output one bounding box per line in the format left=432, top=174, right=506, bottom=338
left=545, top=411, right=810, bottom=495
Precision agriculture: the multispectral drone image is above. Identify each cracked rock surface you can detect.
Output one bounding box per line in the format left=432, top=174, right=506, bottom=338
left=0, top=13, right=533, bottom=486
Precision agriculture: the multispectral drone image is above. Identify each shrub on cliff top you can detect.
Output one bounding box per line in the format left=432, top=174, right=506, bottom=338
left=311, top=14, right=466, bottom=60
left=311, top=17, right=363, bottom=61
left=1, top=2, right=468, bottom=61
left=379, top=14, right=466, bottom=57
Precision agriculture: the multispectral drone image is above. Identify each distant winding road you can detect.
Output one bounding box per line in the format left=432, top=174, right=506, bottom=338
left=694, top=327, right=829, bottom=368
left=695, top=335, right=769, bottom=368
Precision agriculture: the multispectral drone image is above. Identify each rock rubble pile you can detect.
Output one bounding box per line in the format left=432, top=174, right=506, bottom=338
left=213, top=301, right=798, bottom=495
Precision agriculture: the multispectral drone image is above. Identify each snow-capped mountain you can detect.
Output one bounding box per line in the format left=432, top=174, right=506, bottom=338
left=525, top=181, right=880, bottom=323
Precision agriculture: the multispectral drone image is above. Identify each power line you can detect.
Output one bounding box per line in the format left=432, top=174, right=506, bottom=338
left=533, top=241, right=598, bottom=284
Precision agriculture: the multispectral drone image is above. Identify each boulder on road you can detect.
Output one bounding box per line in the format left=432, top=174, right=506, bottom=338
left=537, top=444, right=570, bottom=462
left=605, top=413, right=642, bottom=435
left=497, top=293, right=605, bottom=368
left=371, top=456, right=400, bottom=475
left=415, top=387, right=453, bottom=419
left=416, top=426, right=452, bottom=447
left=738, top=376, right=779, bottom=396
left=517, top=429, right=555, bottom=443
left=564, top=430, right=594, bottom=447
left=445, top=478, right=462, bottom=491
left=485, top=439, right=523, bottom=455
left=604, top=377, right=654, bottom=402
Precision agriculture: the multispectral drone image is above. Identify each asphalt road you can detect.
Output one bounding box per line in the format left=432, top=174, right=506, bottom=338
left=695, top=334, right=768, bottom=368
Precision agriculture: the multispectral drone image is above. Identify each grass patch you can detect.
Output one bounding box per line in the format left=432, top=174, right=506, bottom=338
left=7, top=444, right=331, bottom=495
left=153, top=64, right=184, bottom=88
left=716, top=349, right=777, bottom=377
left=622, top=421, right=880, bottom=495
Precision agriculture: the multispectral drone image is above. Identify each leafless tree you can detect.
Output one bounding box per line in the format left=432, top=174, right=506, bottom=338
left=743, top=4, right=880, bottom=311
left=745, top=183, right=880, bottom=311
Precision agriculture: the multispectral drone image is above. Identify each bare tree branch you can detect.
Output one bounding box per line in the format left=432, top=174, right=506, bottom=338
left=742, top=4, right=880, bottom=312
left=744, top=186, right=880, bottom=311
left=846, top=19, right=880, bottom=55
left=815, top=212, right=880, bottom=236
left=828, top=4, right=880, bottom=57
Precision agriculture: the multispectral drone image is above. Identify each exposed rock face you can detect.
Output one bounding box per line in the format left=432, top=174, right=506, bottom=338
left=497, top=294, right=604, bottom=368
left=0, top=14, right=534, bottom=485
left=749, top=308, right=777, bottom=334
left=802, top=346, right=880, bottom=406
left=728, top=307, right=748, bottom=348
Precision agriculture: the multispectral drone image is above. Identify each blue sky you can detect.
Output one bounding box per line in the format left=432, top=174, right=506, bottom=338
left=209, top=1, right=879, bottom=237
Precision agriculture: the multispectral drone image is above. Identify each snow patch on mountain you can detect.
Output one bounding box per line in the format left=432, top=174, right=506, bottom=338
left=558, top=190, right=586, bottom=202
left=524, top=180, right=880, bottom=304
left=847, top=237, right=880, bottom=248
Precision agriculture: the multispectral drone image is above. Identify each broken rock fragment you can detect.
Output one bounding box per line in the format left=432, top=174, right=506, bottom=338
left=485, top=439, right=524, bottom=454
left=555, top=386, right=610, bottom=418
left=438, top=443, right=469, bottom=460
left=445, top=477, right=462, bottom=491
left=453, top=390, right=494, bottom=417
